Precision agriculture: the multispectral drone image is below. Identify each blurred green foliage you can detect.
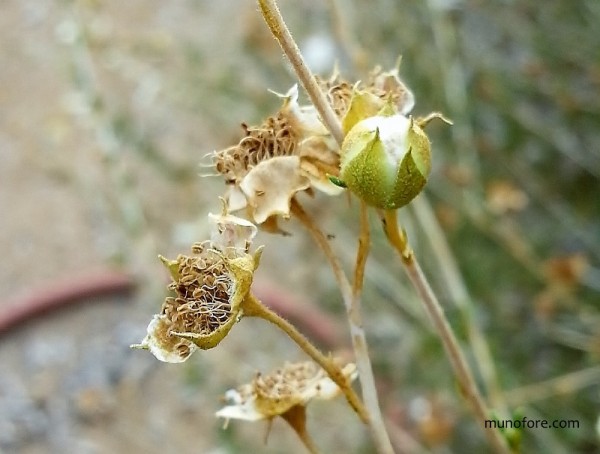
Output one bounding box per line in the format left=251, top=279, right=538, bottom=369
left=339, top=1, right=599, bottom=452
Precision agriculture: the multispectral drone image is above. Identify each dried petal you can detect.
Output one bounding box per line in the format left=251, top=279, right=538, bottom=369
left=278, top=84, right=329, bottom=137
left=131, top=314, right=197, bottom=363
left=239, top=156, right=311, bottom=223
left=368, top=65, right=415, bottom=115
left=208, top=212, right=258, bottom=250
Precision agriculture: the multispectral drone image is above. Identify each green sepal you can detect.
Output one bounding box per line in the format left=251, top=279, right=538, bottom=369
left=406, top=116, right=431, bottom=177
left=158, top=255, right=180, bottom=280
left=388, top=147, right=427, bottom=209
left=341, top=128, right=397, bottom=209
left=387, top=119, right=432, bottom=209
left=328, top=175, right=347, bottom=188
left=376, top=98, right=397, bottom=117
left=342, top=89, right=384, bottom=135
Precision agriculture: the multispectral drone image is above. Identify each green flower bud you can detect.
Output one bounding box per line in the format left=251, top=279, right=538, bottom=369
left=339, top=114, right=433, bottom=209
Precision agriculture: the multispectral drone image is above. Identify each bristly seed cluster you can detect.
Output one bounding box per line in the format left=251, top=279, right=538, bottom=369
left=317, top=65, right=415, bottom=119
left=215, top=114, right=298, bottom=185
left=132, top=213, right=261, bottom=363
left=163, top=247, right=234, bottom=339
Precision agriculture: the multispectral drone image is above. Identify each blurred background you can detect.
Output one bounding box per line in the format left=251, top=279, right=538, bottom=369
left=1, top=0, right=598, bottom=453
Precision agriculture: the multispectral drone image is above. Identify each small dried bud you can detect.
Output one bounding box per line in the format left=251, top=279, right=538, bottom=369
left=317, top=63, right=415, bottom=120
left=367, top=64, right=415, bottom=115
left=339, top=113, right=438, bottom=209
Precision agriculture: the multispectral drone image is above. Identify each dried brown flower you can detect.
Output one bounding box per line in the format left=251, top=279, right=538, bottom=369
left=132, top=215, right=262, bottom=362
left=214, top=86, right=343, bottom=229
left=317, top=64, right=415, bottom=120
left=216, top=361, right=357, bottom=422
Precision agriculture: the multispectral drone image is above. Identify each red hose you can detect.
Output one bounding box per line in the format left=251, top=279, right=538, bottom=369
left=0, top=270, right=136, bottom=336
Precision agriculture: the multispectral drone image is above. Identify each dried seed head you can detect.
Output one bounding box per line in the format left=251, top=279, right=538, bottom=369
left=317, top=64, right=415, bottom=121
left=317, top=72, right=356, bottom=118
left=216, top=361, right=357, bottom=422
left=133, top=241, right=261, bottom=362
left=214, top=113, right=299, bottom=185
left=213, top=85, right=343, bottom=228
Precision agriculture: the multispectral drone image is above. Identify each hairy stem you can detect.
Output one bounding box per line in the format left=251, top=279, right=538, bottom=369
left=257, top=0, right=344, bottom=144
left=411, top=196, right=507, bottom=416
left=352, top=203, right=400, bottom=452
left=291, top=199, right=394, bottom=454
left=382, top=210, right=510, bottom=454
left=243, top=293, right=369, bottom=423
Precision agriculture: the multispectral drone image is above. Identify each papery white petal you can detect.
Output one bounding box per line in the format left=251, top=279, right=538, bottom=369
left=351, top=115, right=410, bottom=166
left=138, top=314, right=197, bottom=363
left=239, top=156, right=310, bottom=223
left=208, top=212, right=257, bottom=250
left=226, top=186, right=247, bottom=212
left=277, top=85, right=329, bottom=136
left=215, top=395, right=266, bottom=422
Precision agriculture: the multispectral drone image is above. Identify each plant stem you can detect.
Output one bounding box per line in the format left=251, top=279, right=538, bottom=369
left=382, top=210, right=510, bottom=454
left=256, top=2, right=420, bottom=452
left=243, top=293, right=370, bottom=424
left=353, top=203, right=402, bottom=453
left=291, top=199, right=394, bottom=454
left=411, top=196, right=507, bottom=416
left=353, top=201, right=370, bottom=297
left=257, top=0, right=344, bottom=145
